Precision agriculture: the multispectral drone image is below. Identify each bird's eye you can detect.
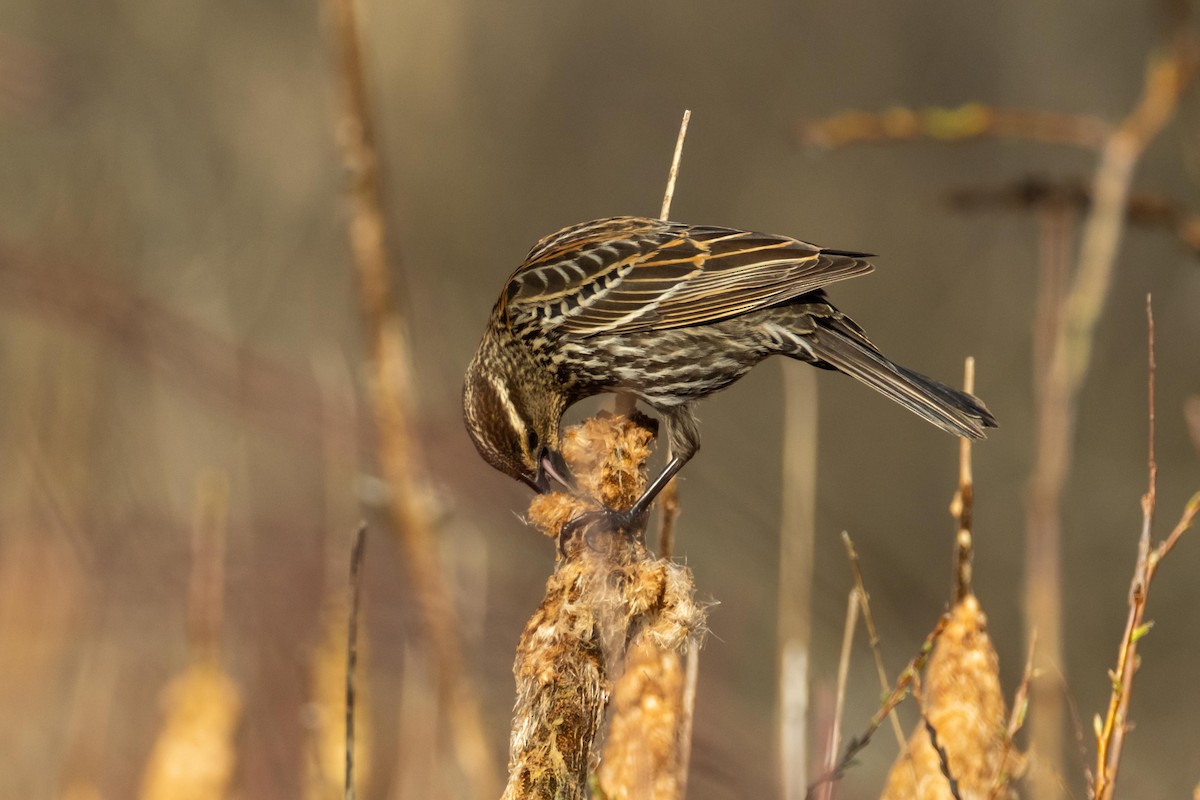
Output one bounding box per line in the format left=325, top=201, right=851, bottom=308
left=524, top=427, right=538, bottom=456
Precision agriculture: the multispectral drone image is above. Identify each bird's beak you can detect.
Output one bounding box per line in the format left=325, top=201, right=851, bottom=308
left=522, top=447, right=576, bottom=495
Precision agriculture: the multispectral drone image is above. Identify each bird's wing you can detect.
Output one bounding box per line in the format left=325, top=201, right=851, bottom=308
left=500, top=216, right=874, bottom=336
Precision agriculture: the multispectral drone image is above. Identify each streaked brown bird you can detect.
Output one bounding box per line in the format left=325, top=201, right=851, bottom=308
left=463, top=216, right=996, bottom=529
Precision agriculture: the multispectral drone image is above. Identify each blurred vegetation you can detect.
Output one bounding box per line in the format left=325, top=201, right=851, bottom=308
left=1, top=1, right=1198, bottom=798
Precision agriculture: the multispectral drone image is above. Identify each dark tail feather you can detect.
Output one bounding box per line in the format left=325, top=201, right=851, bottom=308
left=806, top=325, right=998, bottom=439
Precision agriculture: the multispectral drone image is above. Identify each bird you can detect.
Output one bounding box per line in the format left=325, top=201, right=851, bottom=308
left=462, top=215, right=997, bottom=531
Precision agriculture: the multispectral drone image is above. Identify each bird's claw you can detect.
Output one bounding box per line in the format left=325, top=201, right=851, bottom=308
left=558, top=507, right=645, bottom=556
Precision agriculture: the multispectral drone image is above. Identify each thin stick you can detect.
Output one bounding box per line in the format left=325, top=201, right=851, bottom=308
left=675, top=639, right=701, bottom=799
left=840, top=532, right=907, bottom=753
left=805, top=613, right=951, bottom=799
left=344, top=524, right=367, bottom=800
left=619, top=109, right=691, bottom=498
left=1145, top=295, right=1156, bottom=508
left=658, top=479, right=682, bottom=559
left=1092, top=297, right=1199, bottom=800
left=1093, top=491, right=1200, bottom=799
left=657, top=112, right=688, bottom=551
left=951, top=358, right=976, bottom=602
left=1024, top=187, right=1075, bottom=800
left=326, top=0, right=497, bottom=793
left=660, top=110, right=692, bottom=221
left=821, top=589, right=861, bottom=800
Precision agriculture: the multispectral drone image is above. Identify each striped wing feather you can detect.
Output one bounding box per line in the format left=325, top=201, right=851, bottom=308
left=502, top=216, right=874, bottom=336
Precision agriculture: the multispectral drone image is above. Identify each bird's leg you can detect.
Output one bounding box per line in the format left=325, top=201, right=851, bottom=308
left=559, top=405, right=698, bottom=547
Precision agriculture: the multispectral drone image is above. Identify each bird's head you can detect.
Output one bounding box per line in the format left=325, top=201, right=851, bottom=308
left=462, top=343, right=574, bottom=494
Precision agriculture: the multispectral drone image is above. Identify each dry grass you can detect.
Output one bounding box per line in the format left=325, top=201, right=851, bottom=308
left=325, top=0, right=496, bottom=792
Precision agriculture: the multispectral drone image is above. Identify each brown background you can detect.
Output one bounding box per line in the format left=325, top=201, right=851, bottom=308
left=2, top=1, right=1198, bottom=798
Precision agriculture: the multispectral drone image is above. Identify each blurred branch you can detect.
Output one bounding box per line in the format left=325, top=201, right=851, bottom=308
left=948, top=176, right=1200, bottom=258
left=188, top=471, right=230, bottom=667
left=325, top=0, right=497, bottom=794
left=140, top=473, right=240, bottom=800
left=0, top=246, right=358, bottom=448
left=796, top=104, right=1111, bottom=151
left=1186, top=396, right=1200, bottom=454
left=778, top=365, right=818, bottom=799
left=1051, top=34, right=1197, bottom=394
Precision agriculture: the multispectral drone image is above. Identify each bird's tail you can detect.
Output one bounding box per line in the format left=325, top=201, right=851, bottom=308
left=802, top=319, right=998, bottom=440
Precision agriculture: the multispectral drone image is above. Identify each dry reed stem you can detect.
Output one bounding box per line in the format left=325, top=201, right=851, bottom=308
left=308, top=363, right=370, bottom=800
left=511, top=414, right=706, bottom=800
left=840, top=532, right=909, bottom=754
left=1092, top=492, right=1200, bottom=799
left=660, top=109, right=691, bottom=221
left=1092, top=299, right=1200, bottom=799
left=325, top=0, right=496, bottom=792
left=805, top=613, right=950, bottom=799
left=138, top=663, right=242, bottom=800
left=880, top=597, right=1017, bottom=800
left=305, top=589, right=373, bottom=800
left=950, top=359, right=975, bottom=603
left=820, top=589, right=861, bottom=800
left=779, top=365, right=819, bottom=798
left=657, top=479, right=682, bottom=559
left=345, top=526, right=367, bottom=800
left=796, top=105, right=1112, bottom=151
left=654, top=109, right=689, bottom=561
left=140, top=474, right=240, bottom=800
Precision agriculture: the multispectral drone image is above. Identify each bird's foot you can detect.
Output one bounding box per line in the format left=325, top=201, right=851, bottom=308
left=558, top=506, right=648, bottom=557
